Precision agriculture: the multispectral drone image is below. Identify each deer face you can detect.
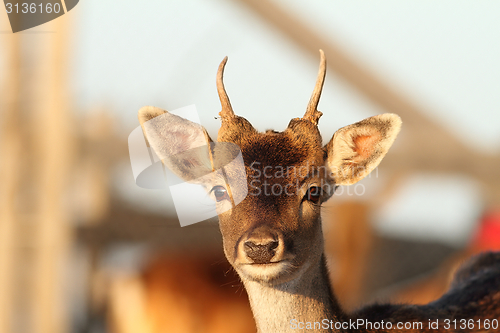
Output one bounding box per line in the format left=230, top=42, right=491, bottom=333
left=139, top=51, right=401, bottom=286
left=215, top=118, right=330, bottom=285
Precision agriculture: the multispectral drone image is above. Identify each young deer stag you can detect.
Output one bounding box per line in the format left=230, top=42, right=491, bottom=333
left=138, top=51, right=500, bottom=332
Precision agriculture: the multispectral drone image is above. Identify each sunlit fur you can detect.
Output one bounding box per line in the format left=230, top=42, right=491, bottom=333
left=138, top=54, right=500, bottom=332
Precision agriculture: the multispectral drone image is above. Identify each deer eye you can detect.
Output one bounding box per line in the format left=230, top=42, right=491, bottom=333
left=304, top=186, right=322, bottom=204
left=211, top=185, right=229, bottom=202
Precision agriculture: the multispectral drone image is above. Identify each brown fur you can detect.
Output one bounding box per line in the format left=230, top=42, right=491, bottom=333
left=138, top=54, right=500, bottom=332
left=214, top=113, right=500, bottom=332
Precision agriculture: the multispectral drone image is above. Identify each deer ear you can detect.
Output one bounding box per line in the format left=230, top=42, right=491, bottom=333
left=138, top=106, right=214, bottom=181
left=325, top=114, right=401, bottom=186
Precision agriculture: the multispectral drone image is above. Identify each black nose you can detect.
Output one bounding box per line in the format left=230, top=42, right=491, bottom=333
left=244, top=240, right=279, bottom=264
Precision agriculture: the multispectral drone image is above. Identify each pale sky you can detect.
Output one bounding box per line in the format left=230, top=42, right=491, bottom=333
left=67, top=1, right=500, bottom=245
left=73, top=0, right=500, bottom=150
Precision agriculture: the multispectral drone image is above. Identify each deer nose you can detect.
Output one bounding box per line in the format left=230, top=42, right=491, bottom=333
left=244, top=239, right=279, bottom=264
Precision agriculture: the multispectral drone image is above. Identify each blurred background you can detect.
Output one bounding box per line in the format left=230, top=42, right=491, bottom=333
left=1, top=1, right=500, bottom=333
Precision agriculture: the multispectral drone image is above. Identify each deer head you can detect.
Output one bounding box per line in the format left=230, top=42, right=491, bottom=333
left=138, top=51, right=401, bottom=287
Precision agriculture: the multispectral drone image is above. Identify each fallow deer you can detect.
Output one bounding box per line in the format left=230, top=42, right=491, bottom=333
left=138, top=51, right=500, bottom=332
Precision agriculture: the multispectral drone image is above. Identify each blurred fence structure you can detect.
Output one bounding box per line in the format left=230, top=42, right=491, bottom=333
left=0, top=17, right=75, bottom=333
left=1, top=2, right=500, bottom=333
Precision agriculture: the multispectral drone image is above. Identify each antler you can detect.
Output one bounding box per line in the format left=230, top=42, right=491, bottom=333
left=303, top=50, right=326, bottom=125
left=217, top=56, right=235, bottom=122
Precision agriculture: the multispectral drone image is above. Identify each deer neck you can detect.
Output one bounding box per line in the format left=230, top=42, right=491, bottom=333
left=241, top=254, right=345, bottom=333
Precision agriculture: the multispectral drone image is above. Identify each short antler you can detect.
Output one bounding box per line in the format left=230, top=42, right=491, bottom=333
left=217, top=56, right=236, bottom=122
left=303, top=50, right=326, bottom=126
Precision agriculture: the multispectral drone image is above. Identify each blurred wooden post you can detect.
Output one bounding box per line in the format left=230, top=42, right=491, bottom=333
left=0, top=21, right=22, bottom=333
left=326, top=201, right=373, bottom=311
left=31, top=17, right=74, bottom=333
